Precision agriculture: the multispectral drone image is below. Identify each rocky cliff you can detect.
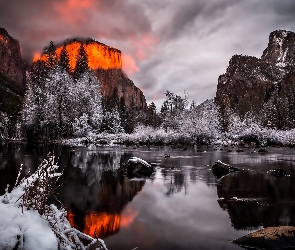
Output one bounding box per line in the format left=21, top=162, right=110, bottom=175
left=215, top=29, right=295, bottom=122
left=0, top=28, right=25, bottom=137
left=262, top=30, right=295, bottom=68
left=35, top=38, right=147, bottom=112
left=0, top=28, right=25, bottom=85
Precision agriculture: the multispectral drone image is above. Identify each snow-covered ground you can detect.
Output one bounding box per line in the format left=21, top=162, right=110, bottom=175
left=61, top=123, right=295, bottom=148
left=0, top=156, right=108, bottom=250
left=0, top=174, right=58, bottom=250
left=0, top=194, right=58, bottom=250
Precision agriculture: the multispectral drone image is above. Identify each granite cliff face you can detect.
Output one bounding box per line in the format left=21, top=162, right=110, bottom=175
left=215, top=30, right=295, bottom=119
left=0, top=28, right=25, bottom=137
left=262, top=30, right=295, bottom=67
left=215, top=55, right=284, bottom=114
left=93, top=68, right=147, bottom=111
left=36, top=39, right=147, bottom=112
left=0, top=28, right=25, bottom=85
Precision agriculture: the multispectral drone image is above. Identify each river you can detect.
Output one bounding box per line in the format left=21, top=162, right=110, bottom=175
left=1, top=143, right=295, bottom=250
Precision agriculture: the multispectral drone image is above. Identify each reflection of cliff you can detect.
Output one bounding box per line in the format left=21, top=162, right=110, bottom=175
left=65, top=169, right=144, bottom=238
left=67, top=207, right=139, bottom=238
left=217, top=170, right=295, bottom=229
left=68, top=211, right=121, bottom=238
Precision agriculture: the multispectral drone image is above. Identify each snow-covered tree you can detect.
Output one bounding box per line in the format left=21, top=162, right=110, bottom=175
left=160, top=90, right=188, bottom=131
left=22, top=65, right=102, bottom=139
left=261, top=93, right=279, bottom=129
left=0, top=111, right=9, bottom=139
left=100, top=106, right=124, bottom=134
left=182, top=99, right=220, bottom=142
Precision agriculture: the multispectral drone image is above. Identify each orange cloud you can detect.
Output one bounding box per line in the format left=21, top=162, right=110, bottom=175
left=120, top=207, right=138, bottom=228
left=53, top=0, right=95, bottom=23
left=135, top=34, right=158, bottom=61
left=122, top=53, right=139, bottom=75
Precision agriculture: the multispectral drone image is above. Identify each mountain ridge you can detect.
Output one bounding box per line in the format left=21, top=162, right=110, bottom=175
left=215, top=29, right=295, bottom=129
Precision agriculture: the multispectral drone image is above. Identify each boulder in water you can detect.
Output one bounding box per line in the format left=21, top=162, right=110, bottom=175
left=233, top=226, right=295, bottom=249
left=212, top=160, right=239, bottom=178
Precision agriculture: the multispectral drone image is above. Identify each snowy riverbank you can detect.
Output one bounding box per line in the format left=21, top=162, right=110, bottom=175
left=60, top=125, right=295, bottom=148
left=0, top=156, right=107, bottom=250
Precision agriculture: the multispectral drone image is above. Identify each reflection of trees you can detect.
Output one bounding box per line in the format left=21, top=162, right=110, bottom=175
left=0, top=143, right=40, bottom=194
left=69, top=148, right=122, bottom=186
left=217, top=170, right=295, bottom=230
left=162, top=168, right=187, bottom=196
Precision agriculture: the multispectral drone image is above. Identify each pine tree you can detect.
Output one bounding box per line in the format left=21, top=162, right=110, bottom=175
left=100, top=106, right=124, bottom=134
left=59, top=45, right=70, bottom=72
left=261, top=93, right=279, bottom=129
left=218, top=95, right=231, bottom=132
left=146, top=102, right=157, bottom=128
left=30, top=60, right=48, bottom=85
left=109, top=87, right=119, bottom=110
left=74, top=43, right=89, bottom=79
left=45, top=41, right=57, bottom=68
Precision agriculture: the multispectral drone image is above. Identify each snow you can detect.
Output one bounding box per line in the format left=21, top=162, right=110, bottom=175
left=0, top=156, right=108, bottom=250
left=0, top=189, right=58, bottom=250
left=128, top=157, right=151, bottom=167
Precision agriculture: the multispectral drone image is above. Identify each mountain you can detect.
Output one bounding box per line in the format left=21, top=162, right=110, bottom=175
left=215, top=29, right=295, bottom=128
left=36, top=38, right=147, bottom=113
left=0, top=28, right=26, bottom=85
left=0, top=28, right=25, bottom=136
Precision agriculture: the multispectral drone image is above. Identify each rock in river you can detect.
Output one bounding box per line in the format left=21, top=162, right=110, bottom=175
left=124, top=157, right=155, bottom=177
left=212, top=160, right=239, bottom=178
left=233, top=226, right=295, bottom=249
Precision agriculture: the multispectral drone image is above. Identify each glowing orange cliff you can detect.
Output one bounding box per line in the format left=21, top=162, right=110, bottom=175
left=33, top=39, right=122, bottom=71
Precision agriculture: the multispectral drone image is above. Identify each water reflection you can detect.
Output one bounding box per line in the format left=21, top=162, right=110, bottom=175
left=58, top=149, right=145, bottom=238
left=217, top=170, right=295, bottom=230
left=161, top=168, right=188, bottom=196
left=3, top=144, right=295, bottom=249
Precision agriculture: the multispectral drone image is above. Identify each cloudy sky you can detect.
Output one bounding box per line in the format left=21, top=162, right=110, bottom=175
left=0, top=0, right=295, bottom=108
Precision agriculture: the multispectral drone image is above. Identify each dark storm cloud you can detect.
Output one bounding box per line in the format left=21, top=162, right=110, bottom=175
left=157, top=0, right=242, bottom=41
left=0, top=0, right=152, bottom=61
left=1, top=0, right=295, bottom=108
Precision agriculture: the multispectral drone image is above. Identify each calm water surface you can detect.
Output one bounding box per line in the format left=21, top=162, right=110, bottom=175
left=1, top=143, right=295, bottom=250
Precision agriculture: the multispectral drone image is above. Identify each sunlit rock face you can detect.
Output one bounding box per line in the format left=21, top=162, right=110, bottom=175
left=0, top=28, right=25, bottom=84
left=34, top=39, right=122, bottom=71
left=35, top=38, right=147, bottom=112
left=215, top=30, right=295, bottom=118
left=56, top=41, right=122, bottom=70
